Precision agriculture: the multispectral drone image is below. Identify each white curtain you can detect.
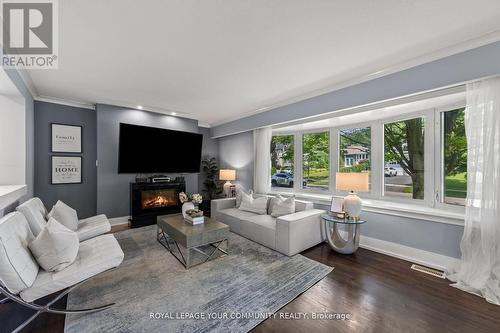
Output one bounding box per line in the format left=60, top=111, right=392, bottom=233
left=447, top=77, right=500, bottom=305
left=253, top=127, right=272, bottom=194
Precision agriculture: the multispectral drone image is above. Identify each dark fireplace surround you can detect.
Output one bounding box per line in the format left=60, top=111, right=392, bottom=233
left=130, top=180, right=185, bottom=228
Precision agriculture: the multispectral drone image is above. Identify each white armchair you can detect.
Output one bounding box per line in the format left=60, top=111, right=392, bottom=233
left=16, top=197, right=111, bottom=241
left=0, top=212, right=124, bottom=333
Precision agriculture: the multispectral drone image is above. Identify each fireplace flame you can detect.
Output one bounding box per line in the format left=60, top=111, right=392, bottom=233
left=143, top=195, right=175, bottom=208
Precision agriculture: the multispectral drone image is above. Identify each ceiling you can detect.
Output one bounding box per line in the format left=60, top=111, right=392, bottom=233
left=25, top=0, right=500, bottom=126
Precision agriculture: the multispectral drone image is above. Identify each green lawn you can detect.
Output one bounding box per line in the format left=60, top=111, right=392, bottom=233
left=445, top=173, right=467, bottom=198
left=304, top=168, right=329, bottom=186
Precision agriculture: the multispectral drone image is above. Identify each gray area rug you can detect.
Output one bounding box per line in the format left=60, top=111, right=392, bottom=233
left=65, top=225, right=333, bottom=333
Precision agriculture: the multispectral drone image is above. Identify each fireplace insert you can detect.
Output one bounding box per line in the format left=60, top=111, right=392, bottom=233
left=130, top=180, right=185, bottom=228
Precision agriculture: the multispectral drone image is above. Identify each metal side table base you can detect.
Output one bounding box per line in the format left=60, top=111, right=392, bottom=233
left=321, top=214, right=366, bottom=254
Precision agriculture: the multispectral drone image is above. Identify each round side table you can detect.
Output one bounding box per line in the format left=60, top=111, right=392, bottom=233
left=321, top=214, right=366, bottom=254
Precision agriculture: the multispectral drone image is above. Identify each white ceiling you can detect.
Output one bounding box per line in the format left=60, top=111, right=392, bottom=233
left=25, top=0, right=500, bottom=126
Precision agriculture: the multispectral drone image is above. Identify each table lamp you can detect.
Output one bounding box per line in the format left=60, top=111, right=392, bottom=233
left=219, top=169, right=236, bottom=197
left=335, top=172, right=369, bottom=219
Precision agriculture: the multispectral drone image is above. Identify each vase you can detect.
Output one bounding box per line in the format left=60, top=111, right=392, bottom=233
left=182, top=202, right=195, bottom=218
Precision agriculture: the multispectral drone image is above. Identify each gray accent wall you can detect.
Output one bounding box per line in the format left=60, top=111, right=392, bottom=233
left=218, top=131, right=254, bottom=190
left=96, top=104, right=200, bottom=218
left=211, top=41, right=500, bottom=138
left=34, top=101, right=97, bottom=218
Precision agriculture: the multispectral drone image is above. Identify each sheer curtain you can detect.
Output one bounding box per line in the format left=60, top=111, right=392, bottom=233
left=447, top=77, right=500, bottom=305
left=253, top=127, right=272, bottom=194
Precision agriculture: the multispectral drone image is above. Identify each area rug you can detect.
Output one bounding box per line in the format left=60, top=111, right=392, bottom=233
left=64, top=225, right=333, bottom=333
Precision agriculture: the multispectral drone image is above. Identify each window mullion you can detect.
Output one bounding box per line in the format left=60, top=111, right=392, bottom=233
left=371, top=122, right=383, bottom=199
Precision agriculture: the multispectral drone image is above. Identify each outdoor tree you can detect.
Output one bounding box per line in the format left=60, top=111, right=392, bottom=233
left=443, top=108, right=467, bottom=177
left=303, top=132, right=329, bottom=179
left=271, top=135, right=294, bottom=173
left=384, top=119, right=425, bottom=199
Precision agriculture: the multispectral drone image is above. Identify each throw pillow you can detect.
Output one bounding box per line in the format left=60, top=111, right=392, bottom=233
left=238, top=193, right=268, bottom=215
left=271, top=195, right=296, bottom=217
left=47, top=200, right=79, bottom=231
left=29, top=217, right=79, bottom=272
left=235, top=188, right=253, bottom=208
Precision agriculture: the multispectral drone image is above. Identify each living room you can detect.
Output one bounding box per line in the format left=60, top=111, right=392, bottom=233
left=1, top=1, right=500, bottom=332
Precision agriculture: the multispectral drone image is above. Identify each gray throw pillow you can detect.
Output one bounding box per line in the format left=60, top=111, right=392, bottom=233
left=47, top=200, right=79, bottom=231
left=271, top=194, right=296, bottom=217
left=29, top=217, right=79, bottom=272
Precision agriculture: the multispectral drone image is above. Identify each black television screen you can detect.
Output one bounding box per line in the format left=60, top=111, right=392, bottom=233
left=118, top=123, right=203, bottom=173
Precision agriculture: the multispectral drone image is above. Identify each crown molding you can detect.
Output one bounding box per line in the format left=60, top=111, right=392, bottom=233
left=210, top=29, right=500, bottom=128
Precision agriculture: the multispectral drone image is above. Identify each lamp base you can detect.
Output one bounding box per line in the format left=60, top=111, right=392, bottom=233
left=343, top=191, right=362, bottom=218
left=223, top=181, right=233, bottom=197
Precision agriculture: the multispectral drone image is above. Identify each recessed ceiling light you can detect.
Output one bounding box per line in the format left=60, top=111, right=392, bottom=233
left=171, top=112, right=177, bottom=116
left=137, top=105, right=143, bottom=110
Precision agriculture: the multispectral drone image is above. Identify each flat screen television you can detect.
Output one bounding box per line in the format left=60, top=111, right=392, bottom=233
left=118, top=123, right=203, bottom=173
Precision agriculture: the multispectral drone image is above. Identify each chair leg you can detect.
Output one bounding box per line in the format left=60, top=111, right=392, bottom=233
left=0, top=268, right=118, bottom=332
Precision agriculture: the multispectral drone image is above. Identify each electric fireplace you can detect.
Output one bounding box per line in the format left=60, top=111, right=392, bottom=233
left=130, top=180, right=185, bottom=228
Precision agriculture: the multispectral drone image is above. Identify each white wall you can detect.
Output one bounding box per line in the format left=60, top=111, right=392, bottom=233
left=0, top=69, right=26, bottom=186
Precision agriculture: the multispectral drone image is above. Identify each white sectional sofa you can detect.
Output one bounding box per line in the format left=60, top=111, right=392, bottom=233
left=211, top=196, right=325, bottom=256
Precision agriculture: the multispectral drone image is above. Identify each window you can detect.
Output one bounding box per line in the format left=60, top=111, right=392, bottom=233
left=339, top=127, right=371, bottom=190
left=384, top=117, right=425, bottom=200
left=302, top=132, right=329, bottom=191
left=442, top=108, right=467, bottom=206
left=270, top=135, right=294, bottom=188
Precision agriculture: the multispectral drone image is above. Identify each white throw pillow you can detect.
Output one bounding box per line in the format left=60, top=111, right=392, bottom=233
left=271, top=195, right=296, bottom=217
left=238, top=192, right=268, bottom=215
left=235, top=188, right=253, bottom=208
left=29, top=217, right=80, bottom=272
left=47, top=200, right=79, bottom=231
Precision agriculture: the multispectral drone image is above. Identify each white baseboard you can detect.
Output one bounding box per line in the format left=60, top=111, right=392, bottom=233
left=338, top=230, right=459, bottom=271
left=109, top=216, right=130, bottom=226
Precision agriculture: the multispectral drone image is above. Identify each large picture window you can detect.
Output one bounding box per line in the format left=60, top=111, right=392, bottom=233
left=302, top=132, right=329, bottom=191
left=442, top=108, right=467, bottom=205
left=384, top=117, right=425, bottom=200
left=339, top=127, right=371, bottom=190
left=270, top=135, right=294, bottom=188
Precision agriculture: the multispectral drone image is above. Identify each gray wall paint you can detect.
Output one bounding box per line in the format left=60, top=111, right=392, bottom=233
left=314, top=202, right=462, bottom=258
left=198, top=126, right=219, bottom=195
left=96, top=104, right=200, bottom=218
left=212, top=41, right=500, bottom=137
left=218, top=131, right=254, bottom=190
left=34, top=101, right=97, bottom=218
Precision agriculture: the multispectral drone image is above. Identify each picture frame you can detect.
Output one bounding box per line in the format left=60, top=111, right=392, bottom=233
left=229, top=185, right=237, bottom=198
left=51, top=123, right=82, bottom=153
left=330, top=196, right=344, bottom=213
left=51, top=156, right=82, bottom=184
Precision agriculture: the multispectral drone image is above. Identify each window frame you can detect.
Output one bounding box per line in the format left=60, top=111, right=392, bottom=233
left=270, top=100, right=467, bottom=214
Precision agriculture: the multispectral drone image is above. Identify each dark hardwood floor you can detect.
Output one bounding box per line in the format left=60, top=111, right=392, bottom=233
left=2, top=231, right=500, bottom=333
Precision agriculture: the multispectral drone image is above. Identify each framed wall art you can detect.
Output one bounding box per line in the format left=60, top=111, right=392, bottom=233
left=51, top=123, right=82, bottom=153
left=51, top=156, right=82, bottom=184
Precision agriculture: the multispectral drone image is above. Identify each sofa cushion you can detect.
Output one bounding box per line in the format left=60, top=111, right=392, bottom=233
left=0, top=212, right=39, bottom=294
left=47, top=200, right=79, bottom=231
left=242, top=215, right=277, bottom=249
left=29, top=218, right=80, bottom=272
left=16, top=198, right=48, bottom=237
left=20, top=234, right=124, bottom=302
left=295, top=200, right=314, bottom=212
left=77, top=214, right=111, bottom=242
left=217, top=208, right=258, bottom=233
left=270, top=195, right=296, bottom=217
left=235, top=188, right=252, bottom=208
left=239, top=192, right=268, bottom=215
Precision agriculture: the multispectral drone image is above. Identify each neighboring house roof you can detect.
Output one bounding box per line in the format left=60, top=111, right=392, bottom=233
left=344, top=145, right=370, bottom=155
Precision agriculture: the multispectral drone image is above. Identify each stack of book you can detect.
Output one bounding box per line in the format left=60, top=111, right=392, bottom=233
left=185, top=215, right=204, bottom=225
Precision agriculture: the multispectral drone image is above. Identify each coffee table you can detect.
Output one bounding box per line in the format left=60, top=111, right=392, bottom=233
left=157, top=214, right=230, bottom=268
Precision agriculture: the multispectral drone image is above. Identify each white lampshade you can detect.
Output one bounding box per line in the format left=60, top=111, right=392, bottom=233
left=219, top=169, right=236, bottom=181
left=336, top=172, right=369, bottom=193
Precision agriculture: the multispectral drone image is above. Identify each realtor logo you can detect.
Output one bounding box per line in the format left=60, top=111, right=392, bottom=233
left=1, top=0, right=58, bottom=68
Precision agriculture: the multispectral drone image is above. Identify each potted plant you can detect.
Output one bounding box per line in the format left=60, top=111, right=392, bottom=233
left=200, top=156, right=223, bottom=215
